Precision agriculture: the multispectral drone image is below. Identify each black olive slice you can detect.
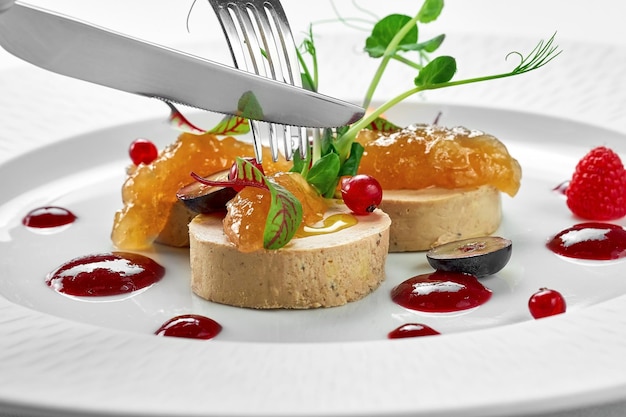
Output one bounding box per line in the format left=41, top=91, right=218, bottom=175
left=176, top=170, right=237, bottom=214
left=426, top=236, right=512, bottom=278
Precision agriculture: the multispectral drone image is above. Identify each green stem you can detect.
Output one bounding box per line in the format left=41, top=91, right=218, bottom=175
left=391, top=54, right=423, bottom=71
left=297, top=53, right=314, bottom=90
left=361, top=13, right=421, bottom=109
left=312, top=128, right=322, bottom=163
left=336, top=68, right=541, bottom=160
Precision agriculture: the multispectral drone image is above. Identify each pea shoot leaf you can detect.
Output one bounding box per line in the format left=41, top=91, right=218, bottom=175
left=365, top=14, right=417, bottom=58
left=338, top=142, right=364, bottom=177
left=290, top=151, right=308, bottom=175
left=307, top=152, right=341, bottom=196
left=417, top=0, right=444, bottom=23
left=414, top=55, right=457, bottom=86
left=404, top=34, right=446, bottom=53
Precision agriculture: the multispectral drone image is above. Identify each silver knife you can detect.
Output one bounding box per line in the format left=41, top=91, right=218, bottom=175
left=0, top=0, right=364, bottom=128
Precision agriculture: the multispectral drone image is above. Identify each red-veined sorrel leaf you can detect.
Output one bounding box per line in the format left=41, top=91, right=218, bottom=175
left=233, top=158, right=302, bottom=249
left=235, top=158, right=302, bottom=250
left=191, top=158, right=302, bottom=250
left=166, top=102, right=206, bottom=134
left=190, top=169, right=266, bottom=192
left=263, top=181, right=302, bottom=250
left=207, top=115, right=250, bottom=135
left=367, top=116, right=400, bottom=132
left=166, top=102, right=250, bottom=136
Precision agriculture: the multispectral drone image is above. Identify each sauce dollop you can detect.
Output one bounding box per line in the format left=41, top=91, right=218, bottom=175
left=388, top=323, right=440, bottom=339
left=23, top=206, right=76, bottom=228
left=46, top=252, right=165, bottom=296
left=391, top=271, right=492, bottom=313
left=546, top=222, right=626, bottom=260
left=155, top=314, right=222, bottom=340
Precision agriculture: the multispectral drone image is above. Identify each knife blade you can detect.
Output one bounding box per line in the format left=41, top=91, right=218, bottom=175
left=0, top=1, right=364, bottom=128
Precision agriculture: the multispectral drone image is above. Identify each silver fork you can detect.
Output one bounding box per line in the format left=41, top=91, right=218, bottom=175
left=208, top=0, right=308, bottom=163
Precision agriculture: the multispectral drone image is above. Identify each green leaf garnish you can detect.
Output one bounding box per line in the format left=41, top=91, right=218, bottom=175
left=421, top=34, right=445, bottom=53
left=307, top=152, right=341, bottom=196
left=366, top=117, right=401, bottom=132
left=416, top=0, right=444, bottom=23
left=297, top=26, right=319, bottom=91
left=165, top=102, right=206, bottom=134
left=365, top=14, right=417, bottom=58
left=263, top=181, right=303, bottom=249
left=233, top=159, right=303, bottom=250
left=414, top=55, right=457, bottom=86
left=338, top=142, right=364, bottom=178
left=207, top=115, right=250, bottom=135
left=165, top=101, right=249, bottom=136
left=333, top=32, right=561, bottom=161
left=290, top=151, right=308, bottom=176
left=237, top=91, right=264, bottom=120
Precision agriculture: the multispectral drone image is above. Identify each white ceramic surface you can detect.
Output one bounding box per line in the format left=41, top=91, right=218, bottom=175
left=3, top=102, right=626, bottom=417
left=2, top=2, right=626, bottom=416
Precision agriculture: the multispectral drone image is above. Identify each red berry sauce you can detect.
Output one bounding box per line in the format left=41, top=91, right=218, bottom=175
left=23, top=206, right=76, bottom=228
left=388, top=323, right=440, bottom=339
left=391, top=271, right=492, bottom=313
left=156, top=314, right=222, bottom=340
left=546, top=222, right=626, bottom=260
left=46, top=252, right=165, bottom=297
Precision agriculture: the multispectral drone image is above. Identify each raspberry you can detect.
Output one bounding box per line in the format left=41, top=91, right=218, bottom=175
left=565, top=146, right=626, bottom=220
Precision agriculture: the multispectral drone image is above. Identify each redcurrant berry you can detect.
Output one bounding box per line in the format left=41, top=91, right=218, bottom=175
left=129, top=138, right=158, bottom=165
left=341, top=174, right=383, bottom=215
left=528, top=288, right=566, bottom=319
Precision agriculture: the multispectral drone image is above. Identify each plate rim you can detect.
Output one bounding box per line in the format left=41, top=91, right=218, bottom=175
left=2, top=31, right=626, bottom=417
left=1, top=103, right=626, bottom=417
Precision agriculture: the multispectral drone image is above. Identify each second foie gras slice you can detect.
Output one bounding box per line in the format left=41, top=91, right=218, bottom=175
left=382, top=185, right=501, bottom=252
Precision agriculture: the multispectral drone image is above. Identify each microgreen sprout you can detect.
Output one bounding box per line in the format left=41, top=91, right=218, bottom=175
left=294, top=0, right=561, bottom=192
left=336, top=32, right=561, bottom=160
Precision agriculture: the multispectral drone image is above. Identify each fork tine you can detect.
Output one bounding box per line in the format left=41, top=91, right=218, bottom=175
left=212, top=3, right=274, bottom=162
left=256, top=3, right=306, bottom=161
left=208, top=0, right=307, bottom=163
left=254, top=2, right=307, bottom=161
left=255, top=2, right=299, bottom=85
left=237, top=2, right=297, bottom=162
left=249, top=120, right=266, bottom=162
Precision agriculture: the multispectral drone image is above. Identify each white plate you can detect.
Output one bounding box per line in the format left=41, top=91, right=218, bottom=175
left=2, top=33, right=626, bottom=417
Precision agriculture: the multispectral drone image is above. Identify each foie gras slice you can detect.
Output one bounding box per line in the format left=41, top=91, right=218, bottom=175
left=381, top=185, right=501, bottom=252
left=189, top=202, right=391, bottom=309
